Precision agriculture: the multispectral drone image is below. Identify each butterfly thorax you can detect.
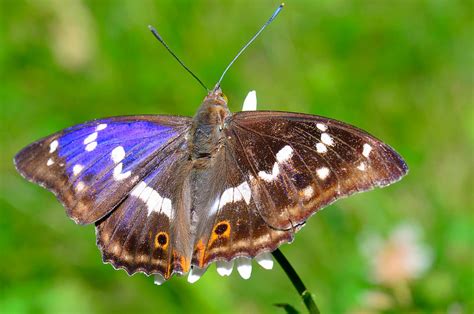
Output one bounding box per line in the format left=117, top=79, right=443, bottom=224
left=189, top=87, right=230, bottom=163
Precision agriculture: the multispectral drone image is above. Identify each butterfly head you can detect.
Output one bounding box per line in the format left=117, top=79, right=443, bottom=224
left=194, top=84, right=230, bottom=125
left=206, top=84, right=228, bottom=106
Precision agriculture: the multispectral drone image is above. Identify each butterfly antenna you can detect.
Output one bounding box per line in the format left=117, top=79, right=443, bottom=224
left=215, top=3, right=285, bottom=89
left=148, top=25, right=209, bottom=91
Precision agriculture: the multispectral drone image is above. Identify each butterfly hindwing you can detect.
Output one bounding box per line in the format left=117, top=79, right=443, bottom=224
left=14, top=115, right=191, bottom=225
left=224, top=111, right=408, bottom=230
left=96, top=142, right=192, bottom=278
left=191, top=147, right=294, bottom=268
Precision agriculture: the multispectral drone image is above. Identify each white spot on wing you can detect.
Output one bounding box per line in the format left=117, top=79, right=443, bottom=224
left=258, top=163, right=280, bottom=182
left=242, top=90, right=257, bottom=111
left=255, top=252, right=273, bottom=270
left=363, top=143, right=372, bottom=158
left=303, top=185, right=314, bottom=198
left=161, top=198, right=172, bottom=218
left=209, top=197, right=219, bottom=217
left=236, top=257, right=252, bottom=279
left=73, top=164, right=83, bottom=176
left=49, top=140, right=58, bottom=153
left=96, top=123, right=107, bottom=131
left=216, top=260, right=234, bottom=276
left=76, top=181, right=85, bottom=192
left=217, top=181, right=252, bottom=210
left=131, top=181, right=147, bottom=197
left=316, top=123, right=328, bottom=131
left=113, top=163, right=131, bottom=180
left=111, top=146, right=130, bottom=180
left=276, top=145, right=293, bottom=163
left=317, top=167, right=330, bottom=180
left=146, top=188, right=163, bottom=215
left=83, top=132, right=98, bottom=145
left=235, top=181, right=251, bottom=204
left=85, top=141, right=97, bottom=151
left=131, top=181, right=172, bottom=218
left=139, top=184, right=153, bottom=203
left=357, top=161, right=366, bottom=171
left=316, top=142, right=327, bottom=153
left=111, top=146, right=126, bottom=163
left=47, top=158, right=54, bottom=166
left=219, top=187, right=234, bottom=210
left=188, top=266, right=207, bottom=283
left=321, top=133, right=334, bottom=146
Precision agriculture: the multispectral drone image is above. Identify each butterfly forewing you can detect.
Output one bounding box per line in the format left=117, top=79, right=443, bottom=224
left=225, top=111, right=408, bottom=230
left=14, top=115, right=192, bottom=225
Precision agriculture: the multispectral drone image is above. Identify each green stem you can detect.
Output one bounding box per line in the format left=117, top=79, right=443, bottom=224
left=272, top=249, right=320, bottom=314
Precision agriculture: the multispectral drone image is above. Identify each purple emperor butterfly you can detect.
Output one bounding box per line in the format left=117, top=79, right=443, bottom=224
left=14, top=4, right=407, bottom=284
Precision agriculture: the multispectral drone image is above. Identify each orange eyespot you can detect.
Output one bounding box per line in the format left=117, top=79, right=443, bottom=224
left=214, top=221, right=230, bottom=235
left=155, top=232, right=169, bottom=250
left=209, top=220, right=231, bottom=246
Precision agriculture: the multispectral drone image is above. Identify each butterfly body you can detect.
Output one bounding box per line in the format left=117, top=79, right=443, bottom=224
left=189, top=87, right=230, bottom=161
left=14, top=87, right=408, bottom=281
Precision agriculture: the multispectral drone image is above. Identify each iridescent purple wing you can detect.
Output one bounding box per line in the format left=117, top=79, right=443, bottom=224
left=14, top=115, right=191, bottom=225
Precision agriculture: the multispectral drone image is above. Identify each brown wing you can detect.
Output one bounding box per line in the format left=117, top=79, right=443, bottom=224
left=190, top=146, right=294, bottom=269
left=95, top=136, right=193, bottom=279
left=225, top=111, right=408, bottom=231
left=190, top=111, right=407, bottom=269
left=192, top=111, right=407, bottom=268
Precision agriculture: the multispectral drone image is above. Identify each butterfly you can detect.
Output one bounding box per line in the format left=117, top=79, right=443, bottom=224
left=13, top=5, right=408, bottom=285
left=14, top=86, right=408, bottom=283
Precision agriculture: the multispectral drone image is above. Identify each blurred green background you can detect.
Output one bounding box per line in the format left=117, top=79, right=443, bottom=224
left=1, top=0, right=472, bottom=313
